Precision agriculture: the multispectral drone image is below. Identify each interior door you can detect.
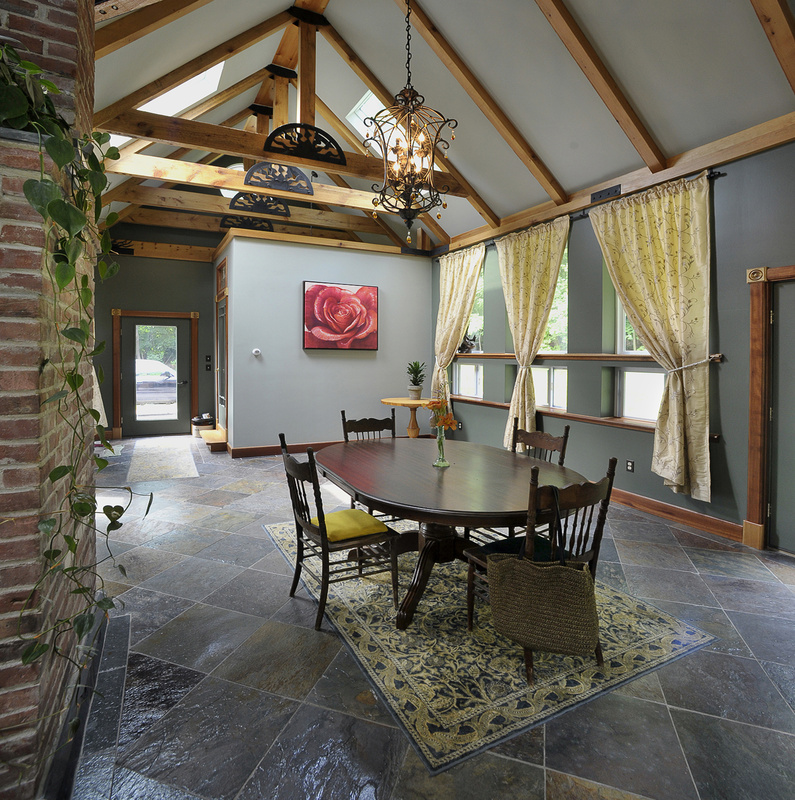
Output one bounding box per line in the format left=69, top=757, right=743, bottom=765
left=216, top=296, right=227, bottom=431
left=120, top=317, right=192, bottom=436
left=770, top=281, right=795, bottom=553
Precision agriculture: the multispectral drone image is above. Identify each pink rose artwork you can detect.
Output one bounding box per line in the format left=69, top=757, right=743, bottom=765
left=303, top=282, right=379, bottom=350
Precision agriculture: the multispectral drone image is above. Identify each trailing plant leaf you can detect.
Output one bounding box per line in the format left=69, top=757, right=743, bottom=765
left=96, top=597, right=115, bottom=611
left=23, top=178, right=62, bottom=218
left=47, top=198, right=86, bottom=237
left=48, top=465, right=71, bottom=483
left=94, top=457, right=109, bottom=471
left=22, top=642, right=50, bottom=665
left=61, top=327, right=87, bottom=345
left=54, top=260, right=76, bottom=289
left=0, top=83, right=28, bottom=121
left=73, top=613, right=93, bottom=641
left=42, top=389, right=68, bottom=405
left=38, top=518, right=57, bottom=536
left=44, top=135, right=75, bottom=170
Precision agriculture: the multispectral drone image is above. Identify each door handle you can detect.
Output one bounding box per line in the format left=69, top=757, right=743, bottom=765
left=177, top=380, right=188, bottom=385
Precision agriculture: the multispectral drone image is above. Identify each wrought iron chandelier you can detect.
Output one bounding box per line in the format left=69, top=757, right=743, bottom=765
left=364, top=0, right=457, bottom=240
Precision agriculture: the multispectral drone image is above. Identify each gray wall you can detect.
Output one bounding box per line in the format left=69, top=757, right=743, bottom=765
left=94, top=250, right=217, bottom=424
left=222, top=238, right=434, bottom=449
left=451, top=141, right=795, bottom=526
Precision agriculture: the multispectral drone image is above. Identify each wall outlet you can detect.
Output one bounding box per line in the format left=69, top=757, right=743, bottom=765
left=626, top=460, right=634, bottom=472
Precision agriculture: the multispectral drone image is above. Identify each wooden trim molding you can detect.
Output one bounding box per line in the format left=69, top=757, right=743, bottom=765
left=746, top=264, right=795, bottom=548
left=454, top=352, right=657, bottom=362
left=611, top=488, right=743, bottom=542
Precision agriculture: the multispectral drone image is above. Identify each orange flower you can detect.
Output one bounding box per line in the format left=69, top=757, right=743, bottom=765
left=427, top=399, right=444, bottom=411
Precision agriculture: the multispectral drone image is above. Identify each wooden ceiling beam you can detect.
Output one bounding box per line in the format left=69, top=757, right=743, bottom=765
left=106, top=152, right=397, bottom=214
left=750, top=0, right=795, bottom=93
left=298, top=20, right=317, bottom=126
left=99, top=110, right=468, bottom=194
left=112, top=182, right=387, bottom=234
left=110, top=240, right=216, bottom=262
left=94, top=0, right=161, bottom=23
left=122, top=207, right=356, bottom=240
left=534, top=0, right=667, bottom=172
left=94, top=9, right=294, bottom=127
left=392, top=0, right=568, bottom=205
left=449, top=110, right=795, bottom=251
left=321, top=23, right=498, bottom=228
left=95, top=0, right=213, bottom=59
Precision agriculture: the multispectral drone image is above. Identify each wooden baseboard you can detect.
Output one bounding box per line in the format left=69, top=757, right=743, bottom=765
left=742, top=520, right=765, bottom=549
left=611, top=488, right=743, bottom=542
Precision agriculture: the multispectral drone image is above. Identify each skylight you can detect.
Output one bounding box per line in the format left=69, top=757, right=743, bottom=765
left=108, top=63, right=225, bottom=151
left=346, top=90, right=386, bottom=145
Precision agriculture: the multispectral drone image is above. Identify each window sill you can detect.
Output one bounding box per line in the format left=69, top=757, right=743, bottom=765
left=449, top=395, right=656, bottom=433
left=454, top=352, right=657, bottom=362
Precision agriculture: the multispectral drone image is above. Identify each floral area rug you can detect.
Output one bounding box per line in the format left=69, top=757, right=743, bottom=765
left=265, top=521, right=715, bottom=774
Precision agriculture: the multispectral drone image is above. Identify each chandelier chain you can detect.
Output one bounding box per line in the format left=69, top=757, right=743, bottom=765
left=404, top=0, right=413, bottom=90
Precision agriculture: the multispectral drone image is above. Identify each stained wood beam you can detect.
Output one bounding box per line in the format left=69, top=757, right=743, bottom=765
left=111, top=240, right=215, bottom=262
left=750, top=0, right=795, bottom=93
left=391, top=0, right=567, bottom=205
left=94, top=0, right=160, bottom=22
left=449, top=110, right=795, bottom=251
left=122, top=207, right=358, bottom=240
left=95, top=0, right=213, bottom=59
left=298, top=20, right=316, bottom=126
left=113, top=183, right=386, bottom=234
left=94, top=10, right=293, bottom=127
left=100, top=110, right=468, bottom=194
left=321, top=23, right=499, bottom=228
left=534, top=0, right=666, bottom=172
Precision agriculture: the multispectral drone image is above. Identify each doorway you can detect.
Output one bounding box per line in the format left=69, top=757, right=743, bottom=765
left=770, top=281, right=795, bottom=553
left=112, top=310, right=199, bottom=437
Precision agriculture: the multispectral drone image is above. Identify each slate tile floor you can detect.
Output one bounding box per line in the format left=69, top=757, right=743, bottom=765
left=73, top=436, right=795, bottom=800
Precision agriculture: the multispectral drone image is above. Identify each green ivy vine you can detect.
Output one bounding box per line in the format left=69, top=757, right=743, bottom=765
left=1, top=43, right=147, bottom=672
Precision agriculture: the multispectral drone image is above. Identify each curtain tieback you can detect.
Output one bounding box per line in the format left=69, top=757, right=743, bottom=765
left=666, top=353, right=723, bottom=374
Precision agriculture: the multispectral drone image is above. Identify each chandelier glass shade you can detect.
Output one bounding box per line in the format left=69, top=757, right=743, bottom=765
left=364, top=0, right=457, bottom=233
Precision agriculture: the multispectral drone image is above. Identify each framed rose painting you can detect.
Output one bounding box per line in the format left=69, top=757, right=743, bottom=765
left=303, top=282, right=379, bottom=350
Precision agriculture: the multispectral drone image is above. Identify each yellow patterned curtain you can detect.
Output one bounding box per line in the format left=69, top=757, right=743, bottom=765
left=590, top=172, right=711, bottom=501
left=432, top=243, right=486, bottom=404
left=496, top=217, right=570, bottom=448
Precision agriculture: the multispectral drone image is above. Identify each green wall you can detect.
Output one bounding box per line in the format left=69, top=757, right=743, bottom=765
left=94, top=222, right=218, bottom=424
left=449, top=141, right=795, bottom=527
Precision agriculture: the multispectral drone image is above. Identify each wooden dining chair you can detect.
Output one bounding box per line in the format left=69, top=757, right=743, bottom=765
left=464, top=457, right=617, bottom=682
left=340, top=408, right=397, bottom=517
left=341, top=408, right=396, bottom=442
left=465, top=419, right=572, bottom=545
left=511, top=418, right=570, bottom=464
left=279, top=433, right=400, bottom=630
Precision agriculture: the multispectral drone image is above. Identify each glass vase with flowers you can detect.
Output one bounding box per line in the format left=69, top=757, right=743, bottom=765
left=427, top=397, right=458, bottom=468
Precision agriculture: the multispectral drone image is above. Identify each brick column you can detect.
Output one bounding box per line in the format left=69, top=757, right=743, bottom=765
left=0, top=2, right=95, bottom=797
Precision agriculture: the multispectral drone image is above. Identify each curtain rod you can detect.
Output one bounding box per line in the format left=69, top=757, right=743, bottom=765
left=569, top=169, right=726, bottom=222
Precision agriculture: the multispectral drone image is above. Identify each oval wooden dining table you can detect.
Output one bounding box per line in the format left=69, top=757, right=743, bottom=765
left=314, top=438, right=585, bottom=630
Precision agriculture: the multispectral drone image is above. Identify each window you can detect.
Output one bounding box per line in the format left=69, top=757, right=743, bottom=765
left=619, top=368, right=665, bottom=421
left=540, top=247, right=568, bottom=353
left=616, top=302, right=647, bottom=354
left=531, top=366, right=567, bottom=410
left=454, top=363, right=483, bottom=398
left=346, top=90, right=387, bottom=149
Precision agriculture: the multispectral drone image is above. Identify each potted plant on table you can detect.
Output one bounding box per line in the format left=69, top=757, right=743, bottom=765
left=407, top=360, right=426, bottom=400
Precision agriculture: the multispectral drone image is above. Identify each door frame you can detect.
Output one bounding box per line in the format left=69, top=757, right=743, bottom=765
left=745, top=264, right=795, bottom=549
left=111, top=308, right=199, bottom=438
left=215, top=259, right=228, bottom=435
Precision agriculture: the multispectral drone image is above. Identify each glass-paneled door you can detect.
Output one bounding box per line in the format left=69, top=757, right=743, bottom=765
left=120, top=317, right=191, bottom=436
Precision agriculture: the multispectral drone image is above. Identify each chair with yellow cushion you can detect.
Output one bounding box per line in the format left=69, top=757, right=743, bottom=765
left=279, top=433, right=400, bottom=630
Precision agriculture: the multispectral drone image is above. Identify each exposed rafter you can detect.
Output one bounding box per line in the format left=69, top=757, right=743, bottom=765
left=94, top=10, right=294, bottom=127
left=95, top=0, right=213, bottom=59
left=94, top=0, right=161, bottom=23
left=449, top=110, right=795, bottom=251
left=391, top=0, right=568, bottom=205
left=105, top=152, right=396, bottom=214
left=320, top=22, right=500, bottom=228
left=750, top=0, right=795, bottom=93
left=113, top=184, right=384, bottom=235
left=99, top=110, right=468, bottom=195
left=534, top=0, right=667, bottom=172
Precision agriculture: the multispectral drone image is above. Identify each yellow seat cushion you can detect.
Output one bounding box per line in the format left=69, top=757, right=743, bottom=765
left=311, top=508, right=389, bottom=542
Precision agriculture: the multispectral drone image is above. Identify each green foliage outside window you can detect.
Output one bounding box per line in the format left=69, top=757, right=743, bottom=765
left=541, top=249, right=568, bottom=352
